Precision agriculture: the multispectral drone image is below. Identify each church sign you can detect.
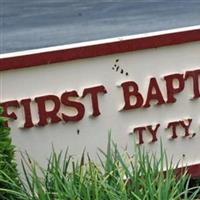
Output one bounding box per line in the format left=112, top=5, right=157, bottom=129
left=1, top=26, right=200, bottom=176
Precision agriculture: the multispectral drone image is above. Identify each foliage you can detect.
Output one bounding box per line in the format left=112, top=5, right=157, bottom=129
left=0, top=132, right=199, bottom=200
left=0, top=107, right=20, bottom=199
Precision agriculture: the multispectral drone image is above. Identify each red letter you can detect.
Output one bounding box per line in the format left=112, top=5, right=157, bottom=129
left=61, top=91, right=85, bottom=122
left=180, top=119, right=192, bottom=137
left=20, top=99, right=34, bottom=128
left=0, top=100, right=20, bottom=126
left=82, top=85, right=107, bottom=117
left=164, top=73, right=184, bottom=103
left=35, top=95, right=61, bottom=127
left=144, top=78, right=165, bottom=107
left=121, top=81, right=143, bottom=110
left=133, top=126, right=146, bottom=145
left=185, top=69, right=200, bottom=99
left=167, top=121, right=180, bottom=139
left=147, top=124, right=160, bottom=143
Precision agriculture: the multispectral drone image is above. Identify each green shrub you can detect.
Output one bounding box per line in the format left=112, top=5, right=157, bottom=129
left=0, top=133, right=199, bottom=200
left=0, top=107, right=19, bottom=200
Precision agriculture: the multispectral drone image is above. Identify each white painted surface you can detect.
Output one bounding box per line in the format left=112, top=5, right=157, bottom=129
left=1, top=40, right=200, bottom=167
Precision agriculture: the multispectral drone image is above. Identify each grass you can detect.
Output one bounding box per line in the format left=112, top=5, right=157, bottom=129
left=0, top=107, right=20, bottom=200
left=0, top=133, right=199, bottom=200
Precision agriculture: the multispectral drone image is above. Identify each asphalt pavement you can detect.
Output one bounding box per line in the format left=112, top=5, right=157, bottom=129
left=1, top=0, right=200, bottom=53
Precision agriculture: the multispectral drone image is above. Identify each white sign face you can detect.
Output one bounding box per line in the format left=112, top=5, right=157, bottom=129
left=1, top=39, right=200, bottom=169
